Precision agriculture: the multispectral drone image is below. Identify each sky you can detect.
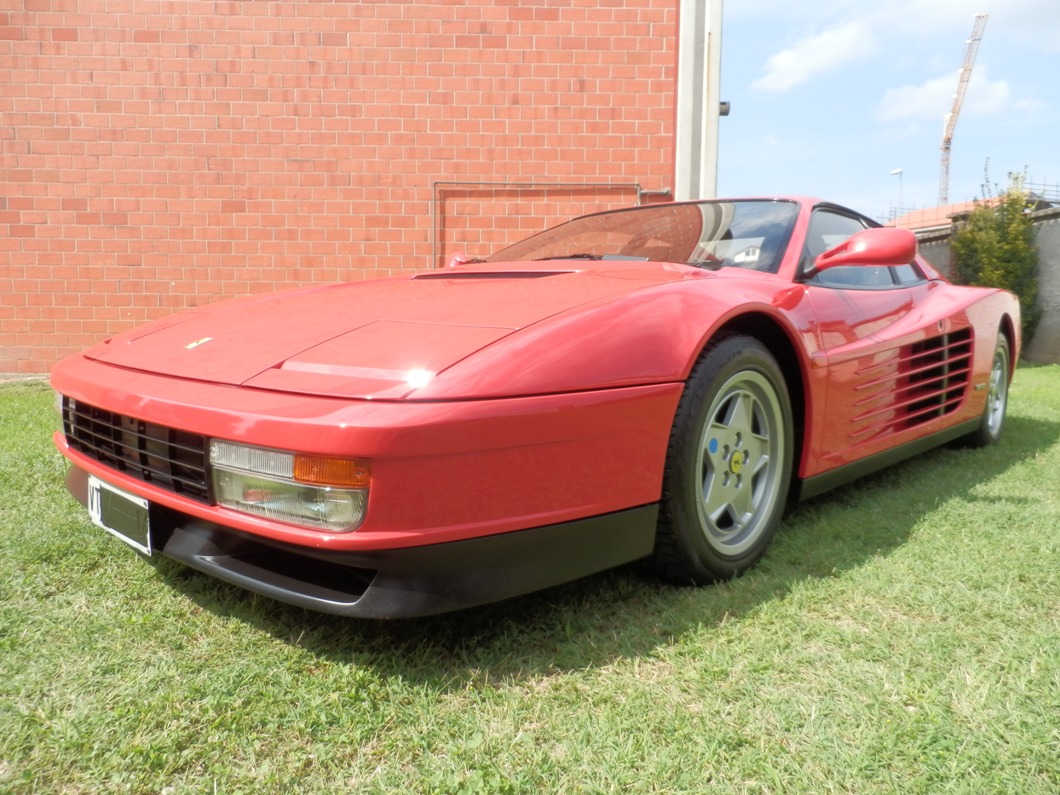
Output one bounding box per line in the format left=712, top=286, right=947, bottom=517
left=715, top=0, right=1060, bottom=222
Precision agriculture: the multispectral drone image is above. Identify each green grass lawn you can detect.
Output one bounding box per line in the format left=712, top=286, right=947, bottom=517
left=1, top=369, right=1058, bottom=794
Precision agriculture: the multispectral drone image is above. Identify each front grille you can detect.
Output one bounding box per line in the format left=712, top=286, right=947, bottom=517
left=63, top=398, right=210, bottom=503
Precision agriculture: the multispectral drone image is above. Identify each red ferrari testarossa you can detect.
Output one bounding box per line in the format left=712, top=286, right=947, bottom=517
left=51, top=198, right=1020, bottom=617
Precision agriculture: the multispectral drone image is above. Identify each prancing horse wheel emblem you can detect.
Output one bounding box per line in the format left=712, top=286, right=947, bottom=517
left=729, top=450, right=745, bottom=475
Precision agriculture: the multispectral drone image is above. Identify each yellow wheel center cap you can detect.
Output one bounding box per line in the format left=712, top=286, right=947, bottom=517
left=730, top=451, right=744, bottom=475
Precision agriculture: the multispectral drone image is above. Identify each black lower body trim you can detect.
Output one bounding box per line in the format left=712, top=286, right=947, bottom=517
left=66, top=465, right=659, bottom=617
left=154, top=504, right=658, bottom=619
left=797, top=418, right=979, bottom=501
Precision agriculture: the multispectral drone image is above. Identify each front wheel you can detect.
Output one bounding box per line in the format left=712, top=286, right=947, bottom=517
left=654, top=335, right=794, bottom=584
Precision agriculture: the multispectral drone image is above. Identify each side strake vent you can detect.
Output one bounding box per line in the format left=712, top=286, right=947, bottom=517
left=851, top=328, right=974, bottom=439
left=413, top=271, right=570, bottom=280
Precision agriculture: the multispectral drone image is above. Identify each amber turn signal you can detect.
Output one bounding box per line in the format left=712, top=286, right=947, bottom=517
left=293, top=455, right=371, bottom=488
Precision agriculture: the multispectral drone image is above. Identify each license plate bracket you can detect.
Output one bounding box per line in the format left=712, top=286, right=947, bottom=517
left=88, top=476, right=152, bottom=556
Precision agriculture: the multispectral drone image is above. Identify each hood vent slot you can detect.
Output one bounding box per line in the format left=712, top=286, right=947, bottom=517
left=414, top=271, right=569, bottom=280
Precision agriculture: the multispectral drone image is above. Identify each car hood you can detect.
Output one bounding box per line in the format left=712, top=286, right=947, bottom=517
left=86, top=264, right=696, bottom=399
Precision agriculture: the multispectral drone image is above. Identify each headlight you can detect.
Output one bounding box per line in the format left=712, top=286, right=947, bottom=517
left=209, top=441, right=370, bottom=533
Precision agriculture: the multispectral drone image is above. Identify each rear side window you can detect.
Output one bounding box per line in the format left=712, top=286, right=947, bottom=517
left=893, top=263, right=924, bottom=284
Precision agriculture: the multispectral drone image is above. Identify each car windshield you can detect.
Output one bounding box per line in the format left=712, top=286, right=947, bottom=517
left=487, top=199, right=800, bottom=273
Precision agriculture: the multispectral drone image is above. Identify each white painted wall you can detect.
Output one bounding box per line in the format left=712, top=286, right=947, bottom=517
left=674, top=0, right=724, bottom=201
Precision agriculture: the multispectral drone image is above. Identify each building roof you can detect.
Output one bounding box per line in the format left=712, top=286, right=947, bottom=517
left=892, top=194, right=1054, bottom=231
left=890, top=200, right=995, bottom=231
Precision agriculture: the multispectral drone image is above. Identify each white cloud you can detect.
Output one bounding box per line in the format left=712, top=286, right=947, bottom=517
left=733, top=0, right=1060, bottom=55
left=873, top=66, right=1011, bottom=123
left=980, top=0, right=1060, bottom=52
left=966, top=71, right=1013, bottom=115
left=751, top=21, right=876, bottom=92
left=874, top=74, right=952, bottom=123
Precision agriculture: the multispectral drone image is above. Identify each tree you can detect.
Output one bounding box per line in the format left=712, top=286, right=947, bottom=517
left=950, top=175, right=1040, bottom=344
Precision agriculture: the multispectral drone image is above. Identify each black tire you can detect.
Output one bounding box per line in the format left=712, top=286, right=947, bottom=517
left=654, top=334, right=794, bottom=584
left=965, top=334, right=1011, bottom=447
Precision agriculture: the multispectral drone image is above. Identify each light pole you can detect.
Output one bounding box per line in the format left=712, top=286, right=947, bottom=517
left=890, top=168, right=904, bottom=221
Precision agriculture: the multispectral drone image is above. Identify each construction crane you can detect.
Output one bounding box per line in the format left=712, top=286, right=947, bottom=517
left=939, top=13, right=988, bottom=206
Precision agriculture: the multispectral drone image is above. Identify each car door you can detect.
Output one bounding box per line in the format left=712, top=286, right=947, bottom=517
left=801, top=207, right=958, bottom=474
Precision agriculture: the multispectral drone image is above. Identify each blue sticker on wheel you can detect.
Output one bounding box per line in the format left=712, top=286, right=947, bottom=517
left=708, top=438, right=719, bottom=454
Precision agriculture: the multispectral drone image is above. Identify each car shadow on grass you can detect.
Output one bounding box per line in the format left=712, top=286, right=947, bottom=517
left=152, top=413, right=1059, bottom=687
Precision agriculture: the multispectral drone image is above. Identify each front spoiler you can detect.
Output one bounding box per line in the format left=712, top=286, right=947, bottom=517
left=68, top=466, right=658, bottom=618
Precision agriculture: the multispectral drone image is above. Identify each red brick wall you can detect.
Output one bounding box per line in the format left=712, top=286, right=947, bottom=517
left=1, top=1, right=677, bottom=373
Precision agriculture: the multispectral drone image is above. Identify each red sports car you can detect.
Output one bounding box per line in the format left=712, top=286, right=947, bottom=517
left=51, top=198, right=1020, bottom=618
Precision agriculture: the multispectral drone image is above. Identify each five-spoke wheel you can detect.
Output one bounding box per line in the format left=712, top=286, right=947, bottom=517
left=655, top=334, right=794, bottom=583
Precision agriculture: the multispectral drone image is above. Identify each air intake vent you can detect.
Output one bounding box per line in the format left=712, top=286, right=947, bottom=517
left=903, top=328, right=974, bottom=422
left=414, top=271, right=569, bottom=280
left=850, top=328, right=973, bottom=440
left=63, top=398, right=210, bottom=503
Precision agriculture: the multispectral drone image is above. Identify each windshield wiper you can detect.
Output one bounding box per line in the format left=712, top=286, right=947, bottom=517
left=535, top=253, right=603, bottom=261
left=687, top=257, right=729, bottom=271
left=535, top=253, right=656, bottom=262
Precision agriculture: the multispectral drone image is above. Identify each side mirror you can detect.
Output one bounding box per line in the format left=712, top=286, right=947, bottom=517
left=806, top=227, right=917, bottom=278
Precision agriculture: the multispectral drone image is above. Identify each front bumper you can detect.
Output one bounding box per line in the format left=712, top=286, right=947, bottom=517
left=68, top=465, right=657, bottom=618
left=52, top=355, right=680, bottom=550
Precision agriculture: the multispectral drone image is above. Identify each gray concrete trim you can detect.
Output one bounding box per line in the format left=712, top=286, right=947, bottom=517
left=674, top=0, right=723, bottom=201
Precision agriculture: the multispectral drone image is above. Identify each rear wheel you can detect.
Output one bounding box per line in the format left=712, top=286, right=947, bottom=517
left=654, top=335, right=794, bottom=584
left=965, top=333, right=1011, bottom=447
